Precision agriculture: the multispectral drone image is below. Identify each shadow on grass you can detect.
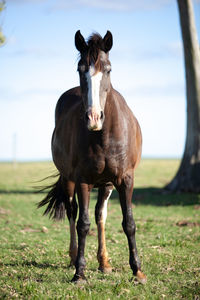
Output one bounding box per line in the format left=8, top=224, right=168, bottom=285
left=0, top=187, right=199, bottom=206
left=1, top=260, right=64, bottom=270
left=0, top=189, right=45, bottom=194
left=110, top=188, right=200, bottom=206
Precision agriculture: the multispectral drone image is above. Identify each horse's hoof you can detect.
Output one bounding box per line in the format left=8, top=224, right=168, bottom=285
left=98, top=264, right=112, bottom=273
left=136, top=270, right=147, bottom=284
left=71, top=274, right=87, bottom=284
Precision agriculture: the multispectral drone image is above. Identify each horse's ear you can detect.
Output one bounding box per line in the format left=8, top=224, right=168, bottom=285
left=75, top=30, right=88, bottom=52
left=103, top=31, right=113, bottom=53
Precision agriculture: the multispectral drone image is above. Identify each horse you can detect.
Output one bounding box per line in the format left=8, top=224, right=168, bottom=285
left=38, top=30, right=146, bottom=284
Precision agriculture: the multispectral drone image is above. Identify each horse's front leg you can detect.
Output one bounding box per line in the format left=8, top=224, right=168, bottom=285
left=95, top=183, right=113, bottom=273
left=68, top=195, right=78, bottom=266
left=72, top=182, right=91, bottom=282
left=116, top=171, right=147, bottom=284
left=64, top=180, right=78, bottom=266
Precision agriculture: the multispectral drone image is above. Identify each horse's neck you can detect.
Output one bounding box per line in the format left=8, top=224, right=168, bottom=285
left=105, top=87, right=122, bottom=121
left=103, top=88, right=123, bottom=137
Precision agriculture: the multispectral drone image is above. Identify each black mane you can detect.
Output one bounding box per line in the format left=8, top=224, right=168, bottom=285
left=86, top=33, right=104, bottom=65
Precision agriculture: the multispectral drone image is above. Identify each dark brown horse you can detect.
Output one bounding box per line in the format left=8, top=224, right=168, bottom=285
left=38, top=30, right=146, bottom=284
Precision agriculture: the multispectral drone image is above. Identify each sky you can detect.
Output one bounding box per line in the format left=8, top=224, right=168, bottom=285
left=0, top=0, right=200, bottom=161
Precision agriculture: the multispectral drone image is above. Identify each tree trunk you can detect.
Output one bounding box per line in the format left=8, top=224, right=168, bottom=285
left=165, top=0, right=200, bottom=193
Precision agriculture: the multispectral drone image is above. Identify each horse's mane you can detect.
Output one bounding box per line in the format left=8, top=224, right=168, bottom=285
left=86, top=33, right=104, bottom=71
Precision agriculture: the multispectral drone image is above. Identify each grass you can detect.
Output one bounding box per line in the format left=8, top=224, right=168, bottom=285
left=0, top=160, right=200, bottom=299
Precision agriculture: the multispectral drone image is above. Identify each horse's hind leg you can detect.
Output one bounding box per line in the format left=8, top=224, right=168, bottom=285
left=95, top=183, right=113, bottom=273
left=116, top=171, right=147, bottom=284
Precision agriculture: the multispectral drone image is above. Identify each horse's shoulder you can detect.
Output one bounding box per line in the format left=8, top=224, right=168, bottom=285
left=110, top=87, right=134, bottom=117
left=55, top=87, right=81, bottom=122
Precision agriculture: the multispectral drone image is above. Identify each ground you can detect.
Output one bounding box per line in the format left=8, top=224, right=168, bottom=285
left=0, top=160, right=199, bottom=299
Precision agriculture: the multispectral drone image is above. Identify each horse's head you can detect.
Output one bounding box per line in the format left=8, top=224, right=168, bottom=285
left=75, top=30, right=113, bottom=131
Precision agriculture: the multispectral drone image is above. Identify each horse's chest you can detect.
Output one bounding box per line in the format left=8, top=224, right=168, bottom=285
left=81, top=143, right=124, bottom=178
left=81, top=145, right=106, bottom=175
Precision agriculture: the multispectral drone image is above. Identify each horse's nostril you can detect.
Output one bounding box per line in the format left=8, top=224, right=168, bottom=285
left=85, top=112, right=90, bottom=120
left=100, top=111, right=104, bottom=120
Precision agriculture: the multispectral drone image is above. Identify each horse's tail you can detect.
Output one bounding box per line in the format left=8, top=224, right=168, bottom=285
left=37, top=175, right=67, bottom=220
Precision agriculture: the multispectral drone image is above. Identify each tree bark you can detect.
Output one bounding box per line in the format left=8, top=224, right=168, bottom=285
left=165, top=0, right=200, bottom=193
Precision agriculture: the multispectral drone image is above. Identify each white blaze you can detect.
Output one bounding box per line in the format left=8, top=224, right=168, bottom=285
left=86, top=65, right=103, bottom=111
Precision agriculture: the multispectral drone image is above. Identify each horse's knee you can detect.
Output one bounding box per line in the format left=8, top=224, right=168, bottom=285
left=66, top=196, right=78, bottom=221
left=77, top=214, right=90, bottom=236
left=122, top=214, right=136, bottom=237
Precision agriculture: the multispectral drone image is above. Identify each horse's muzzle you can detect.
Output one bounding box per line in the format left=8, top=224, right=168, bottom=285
left=85, top=109, right=104, bottom=131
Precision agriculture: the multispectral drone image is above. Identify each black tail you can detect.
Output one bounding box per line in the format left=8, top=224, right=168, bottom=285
left=37, top=176, right=67, bottom=220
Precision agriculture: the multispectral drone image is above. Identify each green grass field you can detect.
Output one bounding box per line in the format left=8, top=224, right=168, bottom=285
left=0, top=160, right=199, bottom=299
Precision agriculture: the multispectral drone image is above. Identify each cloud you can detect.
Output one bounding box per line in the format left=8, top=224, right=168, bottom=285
left=2, top=44, right=60, bottom=58
left=8, top=0, right=47, bottom=3
left=8, top=0, right=200, bottom=12
left=111, top=40, right=183, bottom=66
left=49, top=0, right=173, bottom=12
left=8, top=0, right=173, bottom=12
left=137, top=41, right=183, bottom=60
left=165, top=41, right=183, bottom=57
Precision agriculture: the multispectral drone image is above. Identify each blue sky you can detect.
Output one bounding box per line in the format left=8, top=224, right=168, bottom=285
left=0, top=0, right=200, bottom=161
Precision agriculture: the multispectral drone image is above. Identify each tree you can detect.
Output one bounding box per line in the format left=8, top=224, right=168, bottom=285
left=165, top=0, right=200, bottom=193
left=0, top=0, right=5, bottom=46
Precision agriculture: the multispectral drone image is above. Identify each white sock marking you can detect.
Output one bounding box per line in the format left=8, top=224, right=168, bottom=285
left=102, top=189, right=112, bottom=224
